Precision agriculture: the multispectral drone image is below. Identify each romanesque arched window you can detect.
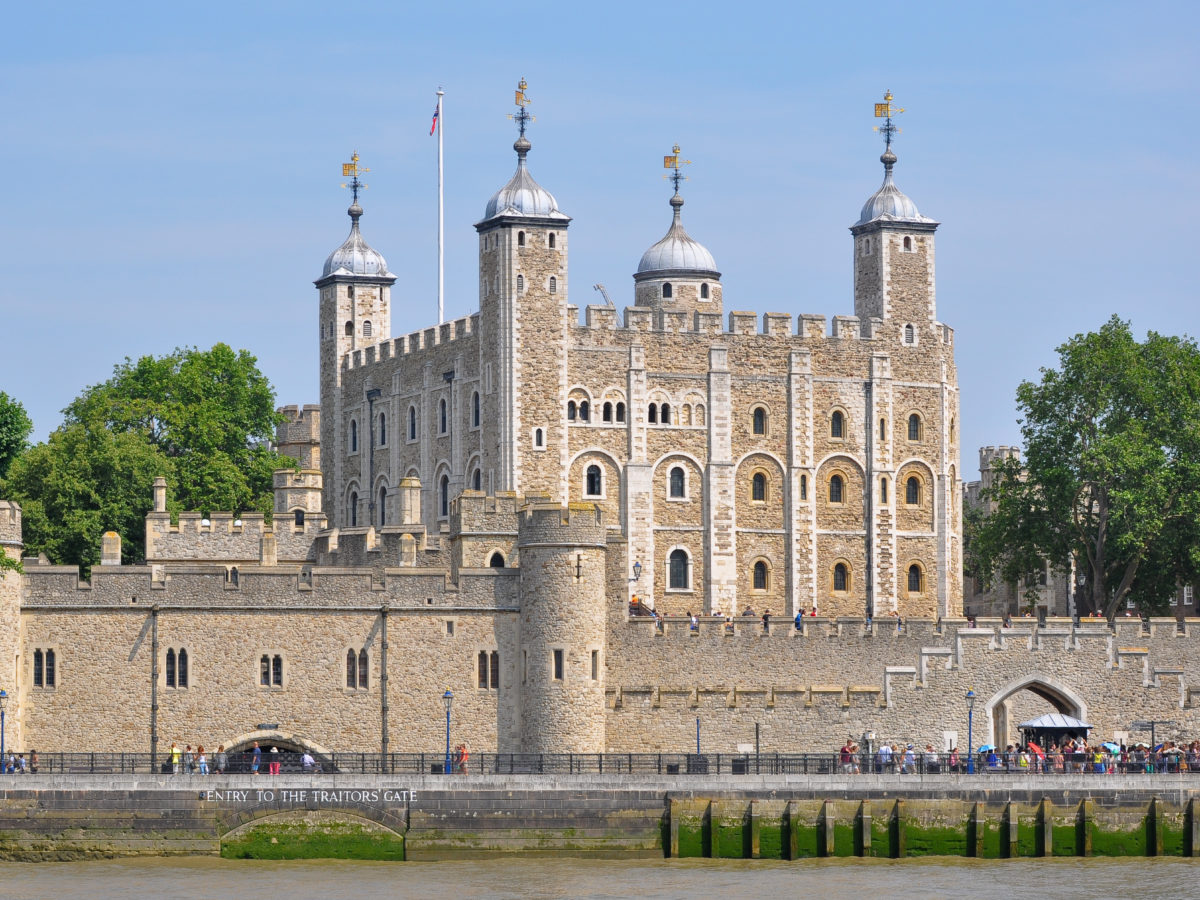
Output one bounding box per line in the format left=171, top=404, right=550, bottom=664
left=660, top=403, right=671, bottom=424
left=830, top=410, right=844, bottom=439
left=753, top=560, right=768, bottom=591
left=752, top=471, right=767, bottom=502
left=833, top=563, right=849, bottom=592
left=906, top=476, right=921, bottom=505
left=700, top=283, right=709, bottom=299
left=908, top=413, right=922, bottom=441
left=440, top=475, right=450, bottom=517
left=829, top=474, right=844, bottom=504
left=669, top=466, right=685, bottom=498
left=603, top=402, right=613, bottom=422
left=753, top=406, right=767, bottom=435
left=517, top=231, right=525, bottom=247
left=903, top=236, right=913, bottom=251
left=534, top=428, right=544, bottom=448
left=585, top=464, right=602, bottom=497
left=616, top=402, right=626, bottom=423
left=548, top=232, right=556, bottom=248
left=568, top=400, right=577, bottom=421
left=908, top=564, right=924, bottom=593
left=579, top=400, right=590, bottom=422
left=648, top=404, right=658, bottom=424
left=662, top=282, right=673, bottom=299
left=350, top=420, right=358, bottom=453
left=668, top=548, right=690, bottom=590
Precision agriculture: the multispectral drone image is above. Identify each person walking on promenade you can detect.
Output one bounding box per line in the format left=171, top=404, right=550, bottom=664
left=301, top=751, right=316, bottom=773
left=170, top=742, right=181, bottom=775
left=197, top=746, right=209, bottom=775
left=183, top=745, right=194, bottom=775
left=269, top=746, right=280, bottom=776
left=761, top=610, right=771, bottom=633
left=251, top=741, right=262, bottom=775
left=215, top=745, right=228, bottom=775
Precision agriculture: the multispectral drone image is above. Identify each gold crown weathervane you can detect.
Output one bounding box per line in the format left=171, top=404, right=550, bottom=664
left=508, top=77, right=535, bottom=137
left=873, top=90, right=904, bottom=150
left=663, top=143, right=691, bottom=193
left=341, top=151, right=369, bottom=204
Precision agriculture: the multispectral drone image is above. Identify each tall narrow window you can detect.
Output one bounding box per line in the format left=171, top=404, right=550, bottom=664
left=553, top=649, right=564, bottom=680
left=379, top=487, right=387, bottom=526
left=490, top=651, right=499, bottom=689
left=753, top=407, right=766, bottom=435
left=33, top=649, right=43, bottom=687
left=753, top=560, right=768, bottom=591
left=473, top=468, right=482, bottom=490
left=549, top=276, right=557, bottom=294
left=46, top=650, right=56, bottom=688
left=648, top=404, right=658, bottom=424
left=908, top=564, right=923, bottom=593
left=616, top=402, right=626, bottom=423
left=345, top=321, right=353, bottom=336
left=700, top=283, right=709, bottom=299
left=904, top=323, right=915, bottom=344
left=661, top=403, right=671, bottom=424
left=440, top=475, right=450, bottom=517
left=516, top=274, right=524, bottom=292
left=472, top=391, right=480, bottom=427
left=603, top=402, right=613, bottom=422
left=350, top=420, right=358, bottom=452
left=833, top=563, right=849, bottom=592
left=347, top=649, right=358, bottom=689
left=908, top=413, right=921, bottom=441
left=881, top=477, right=888, bottom=503
left=880, top=418, right=887, bottom=440
left=272, top=654, right=283, bottom=687
left=534, top=428, right=544, bottom=447
left=903, top=236, right=913, bottom=251
left=166, top=648, right=176, bottom=688
left=585, top=464, right=602, bottom=496
left=579, top=400, right=590, bottom=422
left=478, top=651, right=488, bottom=688
left=906, top=476, right=921, bottom=505
left=178, top=648, right=188, bottom=688
left=591, top=649, right=599, bottom=680
left=548, top=232, right=556, bottom=248
left=294, top=509, right=305, bottom=527
left=518, top=231, right=525, bottom=247
left=350, top=491, right=358, bottom=527
left=439, top=398, right=448, bottom=434
left=662, top=282, right=673, bottom=299
left=567, top=400, right=577, bottom=420
left=363, top=320, right=372, bottom=337
left=379, top=413, right=387, bottom=445
left=358, top=649, right=368, bottom=688
left=752, top=472, right=767, bottom=502
left=260, top=654, right=270, bottom=686
left=669, top=466, right=685, bottom=498
left=800, top=474, right=807, bottom=500
left=829, top=474, right=844, bottom=504
left=408, top=406, right=417, bottom=440
left=668, top=549, right=689, bottom=589
left=831, top=410, right=844, bottom=438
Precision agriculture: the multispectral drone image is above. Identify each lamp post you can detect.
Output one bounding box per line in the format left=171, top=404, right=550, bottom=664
left=631, top=561, right=642, bottom=582
left=0, top=690, right=7, bottom=767
left=442, top=689, right=453, bottom=775
left=966, top=689, right=976, bottom=774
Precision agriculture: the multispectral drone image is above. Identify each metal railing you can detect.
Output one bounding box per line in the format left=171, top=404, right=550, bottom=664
left=7, top=750, right=1199, bottom=776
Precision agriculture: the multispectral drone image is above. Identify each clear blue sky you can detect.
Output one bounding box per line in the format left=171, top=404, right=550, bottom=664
left=2, top=1, right=1195, bottom=477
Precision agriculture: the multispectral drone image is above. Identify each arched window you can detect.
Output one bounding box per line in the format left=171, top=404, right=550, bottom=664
left=178, top=649, right=188, bottom=687
left=472, top=392, right=480, bottom=427
left=908, top=564, right=923, bottom=593
left=830, top=410, right=844, bottom=438
left=833, top=563, right=849, bottom=592
left=694, top=403, right=704, bottom=425
left=585, top=464, right=602, bottom=496
left=478, top=651, right=488, bottom=688
left=490, top=551, right=505, bottom=568
left=700, top=283, right=709, bottom=299
left=752, top=471, right=767, bottom=502
left=906, top=476, right=921, bottom=505
left=33, top=649, right=42, bottom=687
left=349, top=491, right=358, bottom=527
left=829, top=474, right=844, bottom=504
left=903, top=236, right=913, bottom=251
left=363, top=320, right=372, bottom=338
left=345, top=321, right=353, bottom=336
left=668, top=548, right=689, bottom=589
left=549, top=276, right=557, bottom=294
left=752, top=407, right=767, bottom=435
left=880, top=418, right=887, bottom=440
left=379, top=412, right=387, bottom=445
left=350, top=420, right=358, bottom=452
left=648, top=404, right=658, bottom=424
left=516, top=274, right=524, bottom=292
left=881, top=477, right=888, bottom=503
left=358, top=649, right=368, bottom=688
left=753, top=560, right=768, bottom=591
left=408, top=406, right=417, bottom=440
left=379, top=487, right=387, bottom=526
left=682, top=404, right=692, bottom=426
left=440, top=475, right=450, bottom=517
left=166, top=648, right=176, bottom=688
left=517, top=231, right=525, bottom=247
left=616, top=402, right=626, bottom=423
left=908, top=413, right=921, bottom=441
left=567, top=400, right=577, bottom=421
left=662, top=282, right=673, bottom=299
left=669, top=466, right=685, bottom=498
left=472, top=468, right=482, bottom=490
left=800, top=474, right=807, bottom=500
left=579, top=400, right=590, bottom=422
left=661, top=403, right=671, bottom=424
left=904, top=323, right=915, bottom=344
left=602, top=402, right=613, bottom=422
left=490, top=650, right=499, bottom=689
left=346, top=649, right=357, bottom=689
left=548, top=232, right=556, bottom=248
left=439, top=398, right=448, bottom=434
left=534, top=428, right=544, bottom=447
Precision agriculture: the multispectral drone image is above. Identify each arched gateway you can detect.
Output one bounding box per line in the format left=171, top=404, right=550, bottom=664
left=982, top=674, right=1088, bottom=749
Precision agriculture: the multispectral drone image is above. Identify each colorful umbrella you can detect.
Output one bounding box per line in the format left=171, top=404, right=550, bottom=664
left=977, top=744, right=996, bottom=752
left=1028, top=740, right=1046, bottom=759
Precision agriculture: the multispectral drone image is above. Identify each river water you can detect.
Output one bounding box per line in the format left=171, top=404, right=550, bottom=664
left=0, top=857, right=1192, bottom=899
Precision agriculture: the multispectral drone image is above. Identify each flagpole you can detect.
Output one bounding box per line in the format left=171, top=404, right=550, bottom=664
left=437, top=88, right=445, bottom=324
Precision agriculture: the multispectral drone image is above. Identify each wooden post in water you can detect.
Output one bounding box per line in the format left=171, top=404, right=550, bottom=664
left=969, top=802, right=984, bottom=858
left=858, top=800, right=872, bottom=857
left=1077, top=799, right=1093, bottom=857
left=707, top=800, right=719, bottom=858
left=820, top=799, right=836, bottom=856
left=1003, top=802, right=1019, bottom=858
left=1149, top=797, right=1164, bottom=857
left=749, top=800, right=761, bottom=858
left=1189, top=798, right=1200, bottom=857
left=785, top=800, right=799, bottom=860
left=668, top=798, right=680, bottom=858
left=1037, top=798, right=1053, bottom=857
left=891, top=800, right=906, bottom=858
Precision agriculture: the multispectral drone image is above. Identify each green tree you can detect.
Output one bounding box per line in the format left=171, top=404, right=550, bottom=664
left=0, top=391, right=32, bottom=480
left=1, top=344, right=292, bottom=567
left=974, top=317, right=1200, bottom=620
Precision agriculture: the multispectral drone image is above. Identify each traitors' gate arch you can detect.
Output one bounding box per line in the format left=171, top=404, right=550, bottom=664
left=982, top=674, right=1089, bottom=749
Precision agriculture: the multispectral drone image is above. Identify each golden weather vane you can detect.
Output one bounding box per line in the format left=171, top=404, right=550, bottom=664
left=873, top=90, right=904, bottom=150
left=340, top=151, right=369, bottom=203
left=507, top=77, right=535, bottom=137
left=662, top=143, right=691, bottom=193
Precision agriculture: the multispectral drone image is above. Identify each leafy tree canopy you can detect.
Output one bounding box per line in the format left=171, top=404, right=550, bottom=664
left=0, top=391, right=32, bottom=481
left=1, top=345, right=292, bottom=567
left=973, top=316, right=1200, bottom=620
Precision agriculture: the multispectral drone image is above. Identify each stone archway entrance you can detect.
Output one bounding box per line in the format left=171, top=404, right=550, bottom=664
left=983, top=675, right=1088, bottom=748
left=222, top=732, right=334, bottom=773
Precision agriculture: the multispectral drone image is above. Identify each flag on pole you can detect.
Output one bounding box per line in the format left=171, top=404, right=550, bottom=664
left=430, top=100, right=440, bottom=135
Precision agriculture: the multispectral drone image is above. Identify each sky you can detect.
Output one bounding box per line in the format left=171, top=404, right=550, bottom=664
left=2, top=1, right=1196, bottom=477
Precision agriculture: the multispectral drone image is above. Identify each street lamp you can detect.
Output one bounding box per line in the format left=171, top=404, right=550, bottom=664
left=965, top=689, right=976, bottom=774
left=631, top=561, right=642, bottom=582
left=442, top=689, right=453, bottom=775
left=0, top=690, right=7, bottom=767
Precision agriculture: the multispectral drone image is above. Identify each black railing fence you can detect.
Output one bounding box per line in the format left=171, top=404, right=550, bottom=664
left=6, top=750, right=1198, bottom=776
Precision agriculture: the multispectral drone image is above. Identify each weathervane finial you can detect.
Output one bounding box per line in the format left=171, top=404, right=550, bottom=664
left=873, top=90, right=904, bottom=151
left=507, top=77, right=535, bottom=138
left=662, top=143, right=692, bottom=195
left=340, top=151, right=370, bottom=204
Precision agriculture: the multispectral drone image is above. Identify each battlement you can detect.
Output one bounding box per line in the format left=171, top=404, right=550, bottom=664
left=276, top=404, right=320, bottom=443
left=979, top=445, right=1021, bottom=470
left=343, top=313, right=480, bottom=372
left=452, top=491, right=522, bottom=534
left=145, top=509, right=325, bottom=564
left=0, top=500, right=21, bottom=547
left=518, top=502, right=607, bottom=548
left=570, top=306, right=954, bottom=345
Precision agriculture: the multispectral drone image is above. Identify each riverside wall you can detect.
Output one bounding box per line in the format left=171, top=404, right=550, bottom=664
left=0, top=774, right=1198, bottom=861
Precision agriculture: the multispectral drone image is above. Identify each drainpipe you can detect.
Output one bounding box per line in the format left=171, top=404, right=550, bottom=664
left=150, top=604, right=159, bottom=774
left=366, top=388, right=382, bottom=527
left=380, top=603, right=390, bottom=772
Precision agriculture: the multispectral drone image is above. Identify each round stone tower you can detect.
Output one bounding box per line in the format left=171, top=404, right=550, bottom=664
left=517, top=502, right=608, bottom=754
